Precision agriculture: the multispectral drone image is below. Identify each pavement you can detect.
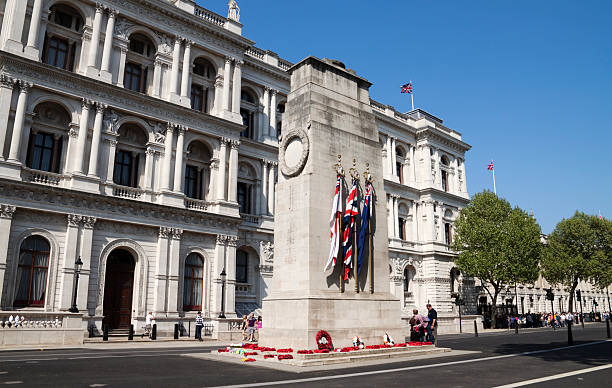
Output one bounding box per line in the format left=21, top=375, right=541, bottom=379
left=0, top=323, right=610, bottom=387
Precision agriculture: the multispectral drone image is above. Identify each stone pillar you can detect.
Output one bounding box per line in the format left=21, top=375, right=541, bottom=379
left=222, top=58, right=232, bottom=112
left=390, top=137, right=397, bottom=178
left=228, top=140, right=239, bottom=202
left=393, top=195, right=400, bottom=238
left=385, top=136, right=392, bottom=177
left=453, top=157, right=460, bottom=195
left=261, top=160, right=268, bottom=214
left=268, top=162, right=276, bottom=215
left=213, top=75, right=223, bottom=115
left=152, top=58, right=163, bottom=98
left=0, top=76, right=15, bottom=160
left=99, top=9, right=117, bottom=82
left=73, top=99, right=92, bottom=174
left=116, top=47, right=128, bottom=87
left=24, top=0, right=44, bottom=59
left=411, top=201, right=418, bottom=242
left=256, top=106, right=265, bottom=141
left=169, top=37, right=182, bottom=101
left=154, top=227, right=171, bottom=313
left=59, top=215, right=82, bottom=310
left=105, top=139, right=117, bottom=183
left=211, top=235, right=226, bottom=316
left=262, top=87, right=270, bottom=137
left=143, top=147, right=155, bottom=190
left=208, top=160, right=218, bottom=201
left=269, top=89, right=277, bottom=138
left=180, top=41, right=192, bottom=101
left=0, top=0, right=27, bottom=53
left=78, top=217, right=96, bottom=313
left=7, top=81, right=32, bottom=163
left=410, top=145, right=416, bottom=184
left=161, top=124, right=175, bottom=191
left=225, top=236, right=238, bottom=317
left=86, top=3, right=104, bottom=76
left=173, top=126, right=186, bottom=193
left=424, top=146, right=433, bottom=185
left=387, top=194, right=393, bottom=239
left=87, top=103, right=106, bottom=177
left=434, top=149, right=440, bottom=188
left=216, top=139, right=228, bottom=200
left=231, top=60, right=242, bottom=114
left=0, top=205, right=16, bottom=309
left=167, top=228, right=182, bottom=313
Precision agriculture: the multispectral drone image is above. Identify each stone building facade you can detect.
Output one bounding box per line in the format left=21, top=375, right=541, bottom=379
left=1, top=0, right=606, bottom=338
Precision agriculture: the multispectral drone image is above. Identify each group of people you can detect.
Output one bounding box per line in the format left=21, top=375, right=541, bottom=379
left=490, top=311, right=610, bottom=329
left=240, top=313, right=262, bottom=342
left=409, top=304, right=438, bottom=343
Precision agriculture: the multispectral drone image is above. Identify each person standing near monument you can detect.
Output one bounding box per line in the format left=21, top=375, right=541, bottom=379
left=426, top=304, right=437, bottom=343
left=194, top=312, right=204, bottom=341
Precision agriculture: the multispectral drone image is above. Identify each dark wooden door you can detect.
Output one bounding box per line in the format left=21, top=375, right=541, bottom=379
left=103, top=250, right=135, bottom=330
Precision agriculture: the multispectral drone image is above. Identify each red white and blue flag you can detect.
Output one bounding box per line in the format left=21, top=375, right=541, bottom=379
left=401, top=82, right=413, bottom=94
left=487, top=161, right=494, bottom=170
left=357, top=183, right=372, bottom=276
left=325, top=176, right=343, bottom=272
left=342, top=179, right=360, bottom=280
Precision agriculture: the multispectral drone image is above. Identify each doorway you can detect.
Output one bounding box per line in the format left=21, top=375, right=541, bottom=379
left=102, top=249, right=135, bottom=330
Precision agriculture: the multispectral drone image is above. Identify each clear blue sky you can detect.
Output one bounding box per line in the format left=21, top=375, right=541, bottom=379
left=199, top=0, right=612, bottom=233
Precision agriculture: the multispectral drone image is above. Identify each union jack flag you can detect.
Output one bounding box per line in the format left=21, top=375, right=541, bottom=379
left=401, top=82, right=413, bottom=94
left=487, top=161, right=494, bottom=170
left=342, top=180, right=359, bottom=280
left=325, top=176, right=343, bottom=272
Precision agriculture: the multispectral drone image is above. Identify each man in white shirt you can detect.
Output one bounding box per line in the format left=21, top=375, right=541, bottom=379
left=144, top=312, right=154, bottom=338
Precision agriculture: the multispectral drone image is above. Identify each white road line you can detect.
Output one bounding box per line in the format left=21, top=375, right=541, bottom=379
left=0, top=349, right=202, bottom=362
left=493, top=363, right=612, bottom=388
left=205, top=340, right=612, bottom=388
left=0, top=353, right=186, bottom=362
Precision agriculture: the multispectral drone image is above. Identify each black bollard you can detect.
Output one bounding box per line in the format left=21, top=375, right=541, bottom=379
left=567, top=320, right=574, bottom=345
left=474, top=320, right=478, bottom=337
left=103, top=325, right=109, bottom=341
left=607, top=318, right=611, bottom=339
left=174, top=324, right=179, bottom=340
left=515, top=321, right=519, bottom=334
left=151, top=324, right=157, bottom=340
left=88, top=326, right=94, bottom=338
left=128, top=324, right=134, bottom=341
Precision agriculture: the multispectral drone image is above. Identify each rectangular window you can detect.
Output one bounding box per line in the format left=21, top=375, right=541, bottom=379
left=240, top=109, right=254, bottom=139
left=28, top=133, right=55, bottom=172
left=445, top=223, right=452, bottom=245
left=398, top=217, right=404, bottom=240
left=124, top=62, right=145, bottom=93
left=236, top=250, right=248, bottom=283
left=441, top=170, right=448, bottom=192
left=237, top=182, right=251, bottom=214
left=113, top=150, right=133, bottom=187
left=396, top=162, right=403, bottom=183
left=191, top=84, right=204, bottom=112
left=44, top=36, right=69, bottom=70
left=184, top=165, right=199, bottom=199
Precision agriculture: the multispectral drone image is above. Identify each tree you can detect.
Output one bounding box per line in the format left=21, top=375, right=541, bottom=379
left=451, top=191, right=542, bottom=326
left=542, top=212, right=612, bottom=313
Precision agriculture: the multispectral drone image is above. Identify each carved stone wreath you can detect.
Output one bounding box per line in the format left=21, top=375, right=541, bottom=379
left=279, top=129, right=310, bottom=177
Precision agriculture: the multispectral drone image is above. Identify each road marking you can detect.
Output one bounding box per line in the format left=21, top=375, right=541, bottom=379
left=0, top=349, right=207, bottom=362
left=1, top=382, right=23, bottom=385
left=493, top=363, right=612, bottom=387
left=89, top=384, right=107, bottom=387
left=0, top=372, right=7, bottom=375
left=205, top=340, right=612, bottom=388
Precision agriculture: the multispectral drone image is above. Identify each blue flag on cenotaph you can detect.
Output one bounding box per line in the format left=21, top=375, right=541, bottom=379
left=357, top=182, right=372, bottom=275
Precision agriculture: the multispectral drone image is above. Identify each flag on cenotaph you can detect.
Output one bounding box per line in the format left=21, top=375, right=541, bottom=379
left=357, top=182, right=372, bottom=275
left=325, top=176, right=343, bottom=272
left=342, top=179, right=360, bottom=280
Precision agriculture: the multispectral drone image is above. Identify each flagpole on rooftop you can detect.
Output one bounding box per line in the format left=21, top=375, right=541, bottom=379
left=492, top=160, right=497, bottom=195
left=411, top=80, right=414, bottom=111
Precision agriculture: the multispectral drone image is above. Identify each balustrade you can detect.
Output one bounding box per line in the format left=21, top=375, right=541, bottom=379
left=22, top=168, right=63, bottom=186
left=112, top=184, right=144, bottom=199
left=185, top=198, right=210, bottom=211
left=194, top=6, right=226, bottom=27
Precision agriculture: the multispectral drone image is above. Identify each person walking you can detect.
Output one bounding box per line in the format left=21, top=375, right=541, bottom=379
left=246, top=314, right=256, bottom=342
left=195, top=312, right=204, bottom=341
left=240, top=315, right=248, bottom=341
left=144, top=311, right=154, bottom=338
left=426, top=304, right=437, bottom=344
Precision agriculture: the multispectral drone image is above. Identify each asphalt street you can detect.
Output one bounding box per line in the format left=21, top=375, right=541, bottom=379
left=0, top=323, right=610, bottom=387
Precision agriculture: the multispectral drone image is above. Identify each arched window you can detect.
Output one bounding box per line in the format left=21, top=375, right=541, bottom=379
left=236, top=250, right=248, bottom=283
left=183, top=253, right=204, bottom=311
left=237, top=163, right=256, bottom=215
left=124, top=33, right=156, bottom=94
left=114, top=124, right=147, bottom=188
left=14, top=236, right=50, bottom=307
left=191, top=58, right=216, bottom=113
left=404, top=266, right=415, bottom=292
left=440, top=155, right=450, bottom=192
left=26, top=103, right=71, bottom=174
left=42, top=4, right=84, bottom=71
left=240, top=89, right=258, bottom=139
left=445, top=223, right=452, bottom=245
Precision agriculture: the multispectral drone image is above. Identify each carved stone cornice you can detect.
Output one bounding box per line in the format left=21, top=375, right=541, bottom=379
left=227, top=235, right=238, bottom=247
left=67, top=214, right=83, bottom=227
left=82, top=216, right=97, bottom=229
left=171, top=228, right=183, bottom=240
left=0, top=204, right=16, bottom=219
left=159, top=226, right=173, bottom=238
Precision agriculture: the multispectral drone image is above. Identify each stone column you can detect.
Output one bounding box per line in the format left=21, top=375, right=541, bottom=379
left=211, top=235, right=226, bottom=316
left=222, top=58, right=232, bottom=112
left=208, top=160, right=218, bottom=201
left=167, top=228, right=183, bottom=313
left=73, top=99, right=92, bottom=173
left=169, top=37, right=183, bottom=101
left=268, top=162, right=276, bottom=214
left=261, top=160, right=268, bottom=214
left=154, top=227, right=171, bottom=313
left=453, top=158, right=460, bottom=195
left=59, top=215, right=82, bottom=310
left=78, top=217, right=96, bottom=313
left=0, top=0, right=27, bottom=53
left=269, top=90, right=277, bottom=138
left=434, top=149, right=440, bottom=188
left=262, top=87, right=270, bottom=137
left=87, top=103, right=106, bottom=177
left=0, top=76, right=15, bottom=160
left=387, top=194, right=393, bottom=239
left=393, top=195, right=400, bottom=238
left=257, top=106, right=265, bottom=141
left=216, top=139, right=228, bottom=200
left=7, top=81, right=32, bottom=163
left=143, top=147, right=155, bottom=190
left=385, top=136, right=392, bottom=178
left=99, top=9, right=117, bottom=81
left=116, top=47, right=127, bottom=87
left=410, top=145, right=416, bottom=184
left=180, top=41, right=192, bottom=101
left=0, top=205, right=16, bottom=309
left=228, top=140, right=240, bottom=202
left=24, top=0, right=44, bottom=59
left=151, top=58, right=163, bottom=98
left=231, top=60, right=242, bottom=114
left=86, top=3, right=104, bottom=75
left=424, top=146, right=433, bottom=185
left=411, top=201, right=418, bottom=242
left=105, top=139, right=117, bottom=183
left=390, top=137, right=397, bottom=178
left=173, top=126, right=186, bottom=193
left=161, top=124, right=175, bottom=191
left=213, top=75, right=223, bottom=114
left=225, top=236, right=238, bottom=316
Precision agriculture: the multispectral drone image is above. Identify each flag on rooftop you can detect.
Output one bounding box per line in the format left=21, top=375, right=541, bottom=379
left=401, top=82, right=413, bottom=94
left=487, top=161, right=494, bottom=170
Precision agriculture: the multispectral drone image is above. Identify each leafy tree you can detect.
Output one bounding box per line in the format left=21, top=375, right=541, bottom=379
left=451, top=191, right=542, bottom=326
left=542, top=212, right=612, bottom=312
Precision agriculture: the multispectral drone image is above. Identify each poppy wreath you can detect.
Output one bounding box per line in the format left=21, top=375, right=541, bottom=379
left=297, top=350, right=313, bottom=354
left=277, top=354, right=293, bottom=360
left=315, top=330, right=334, bottom=351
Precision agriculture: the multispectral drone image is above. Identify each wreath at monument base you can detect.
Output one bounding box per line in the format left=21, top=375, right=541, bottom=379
left=316, top=330, right=334, bottom=351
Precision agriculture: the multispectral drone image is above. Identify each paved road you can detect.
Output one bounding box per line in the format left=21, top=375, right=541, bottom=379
left=0, top=324, right=610, bottom=387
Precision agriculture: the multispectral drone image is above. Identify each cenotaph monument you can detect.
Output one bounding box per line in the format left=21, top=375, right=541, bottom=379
left=259, top=56, right=404, bottom=349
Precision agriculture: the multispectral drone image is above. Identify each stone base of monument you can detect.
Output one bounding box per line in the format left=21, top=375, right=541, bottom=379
left=213, top=343, right=451, bottom=367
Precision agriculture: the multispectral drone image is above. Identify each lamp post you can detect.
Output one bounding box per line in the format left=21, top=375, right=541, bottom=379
left=68, top=256, right=84, bottom=313
left=218, top=268, right=227, bottom=319
left=577, top=289, right=584, bottom=328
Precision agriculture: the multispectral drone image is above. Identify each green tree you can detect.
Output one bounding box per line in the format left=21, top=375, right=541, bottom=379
left=451, top=191, right=542, bottom=326
left=542, top=212, right=612, bottom=312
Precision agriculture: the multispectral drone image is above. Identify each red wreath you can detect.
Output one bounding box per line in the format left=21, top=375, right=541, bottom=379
left=315, top=330, right=334, bottom=351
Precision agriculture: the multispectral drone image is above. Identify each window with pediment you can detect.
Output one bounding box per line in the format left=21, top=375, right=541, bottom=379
left=124, top=34, right=156, bottom=94
left=26, top=103, right=71, bottom=173
left=42, top=4, right=84, bottom=71
left=114, top=124, right=147, bottom=188
left=190, top=58, right=216, bottom=113
left=184, top=141, right=213, bottom=200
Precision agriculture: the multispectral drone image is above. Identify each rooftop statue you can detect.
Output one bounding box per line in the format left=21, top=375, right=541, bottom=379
left=228, top=0, right=240, bottom=22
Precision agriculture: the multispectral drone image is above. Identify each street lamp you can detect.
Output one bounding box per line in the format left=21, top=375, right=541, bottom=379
left=68, top=256, right=83, bottom=313
left=218, top=268, right=227, bottom=319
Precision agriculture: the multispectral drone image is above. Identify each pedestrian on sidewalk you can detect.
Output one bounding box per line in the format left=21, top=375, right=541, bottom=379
left=246, top=313, right=256, bottom=342
left=426, top=303, right=437, bottom=344
left=195, top=312, right=204, bottom=341
left=144, top=312, right=154, bottom=338
left=240, top=315, right=248, bottom=341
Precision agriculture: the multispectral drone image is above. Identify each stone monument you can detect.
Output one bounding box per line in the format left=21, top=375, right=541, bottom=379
left=259, top=56, right=403, bottom=349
